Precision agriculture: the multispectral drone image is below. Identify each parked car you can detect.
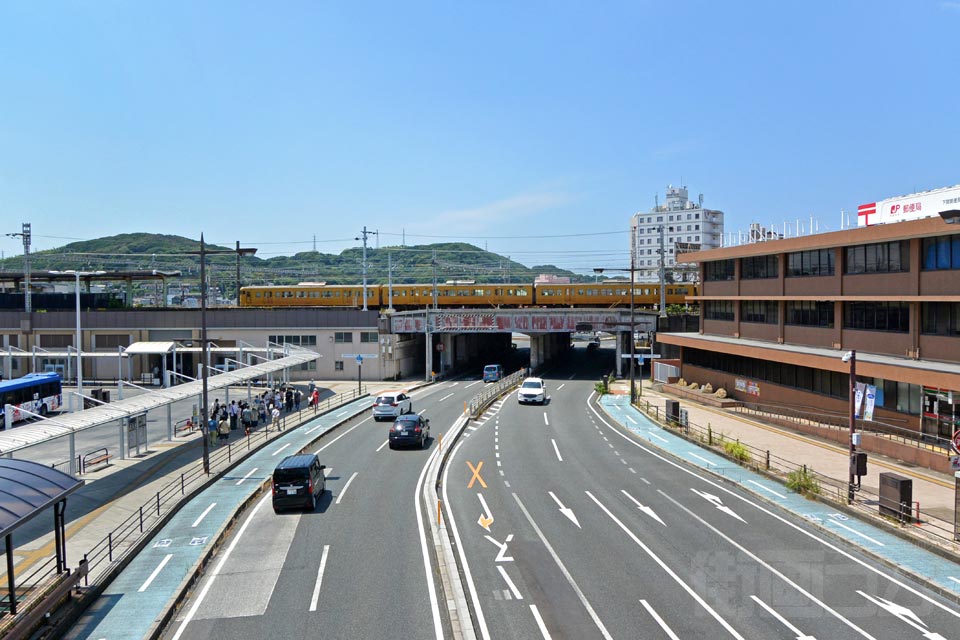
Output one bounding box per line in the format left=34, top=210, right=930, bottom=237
left=517, top=377, right=546, bottom=404
left=389, top=413, right=430, bottom=449
left=372, top=391, right=413, bottom=421
left=272, top=454, right=326, bottom=512
left=483, top=364, right=504, bottom=383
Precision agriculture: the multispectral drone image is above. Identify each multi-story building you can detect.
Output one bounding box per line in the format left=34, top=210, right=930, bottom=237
left=631, top=185, right=724, bottom=283
left=660, top=186, right=960, bottom=442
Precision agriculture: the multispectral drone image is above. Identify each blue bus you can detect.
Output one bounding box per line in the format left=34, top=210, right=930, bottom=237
left=0, top=372, right=63, bottom=429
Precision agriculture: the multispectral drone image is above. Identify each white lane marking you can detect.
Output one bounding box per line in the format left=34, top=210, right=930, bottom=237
left=312, top=416, right=372, bottom=454
left=568, top=374, right=575, bottom=380
left=607, top=443, right=614, bottom=449
left=557, top=384, right=565, bottom=391
left=585, top=491, right=745, bottom=639
left=950, top=577, right=960, bottom=585
left=747, top=480, right=787, bottom=499
left=308, top=545, right=330, bottom=612
left=647, top=432, right=669, bottom=443
left=439, top=393, right=454, bottom=402
left=336, top=472, right=358, bottom=505
left=658, top=490, right=877, bottom=639
left=613, top=450, right=620, bottom=456
left=466, top=380, right=482, bottom=388
left=530, top=604, right=551, bottom=639
left=828, top=520, right=885, bottom=547
left=587, top=395, right=960, bottom=622
left=235, top=468, right=258, bottom=486
left=626, top=415, right=637, bottom=425
left=415, top=436, right=446, bottom=639
left=138, top=554, right=173, bottom=592
left=514, top=494, right=613, bottom=639
left=448, top=382, right=460, bottom=387
left=468, top=425, right=479, bottom=431
left=749, top=595, right=812, bottom=640
left=688, top=452, right=716, bottom=466
left=323, top=467, right=333, bottom=477
left=171, top=495, right=271, bottom=640
left=628, top=468, right=636, bottom=473
left=495, top=444, right=499, bottom=451
left=272, top=443, right=291, bottom=456
left=442, top=440, right=489, bottom=639
left=376, top=439, right=389, bottom=452
left=336, top=411, right=348, bottom=418
left=192, top=503, right=217, bottom=527
left=543, top=413, right=549, bottom=426
left=551, top=439, right=563, bottom=462
left=418, top=409, right=427, bottom=415
left=497, top=566, right=523, bottom=600
left=639, top=599, right=679, bottom=640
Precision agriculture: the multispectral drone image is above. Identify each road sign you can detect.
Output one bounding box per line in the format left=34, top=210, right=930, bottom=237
left=356, top=355, right=363, bottom=365
left=952, top=429, right=960, bottom=454
left=950, top=455, right=960, bottom=471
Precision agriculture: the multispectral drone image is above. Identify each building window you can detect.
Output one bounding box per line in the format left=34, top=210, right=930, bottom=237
left=298, top=361, right=318, bottom=371
left=740, top=300, right=778, bottom=324
left=921, top=234, right=960, bottom=270
left=334, top=332, right=353, bottom=343
left=360, top=331, right=378, bottom=343
left=704, top=259, right=735, bottom=281
left=845, top=240, right=909, bottom=274
left=741, top=255, right=778, bottom=279
left=96, top=334, right=131, bottom=349
left=334, top=360, right=344, bottom=371
left=269, top=335, right=318, bottom=346
left=787, top=249, right=834, bottom=277
left=843, top=302, right=909, bottom=332
left=785, top=301, right=834, bottom=327
left=921, top=302, right=960, bottom=335
left=704, top=300, right=735, bottom=321
left=39, top=334, right=73, bottom=348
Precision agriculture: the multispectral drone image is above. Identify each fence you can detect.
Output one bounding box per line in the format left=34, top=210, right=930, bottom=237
left=634, top=398, right=958, bottom=549
left=0, top=385, right=368, bottom=633
left=466, top=369, right=527, bottom=419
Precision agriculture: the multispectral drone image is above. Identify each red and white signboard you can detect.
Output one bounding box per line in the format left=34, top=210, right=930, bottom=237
left=858, top=184, right=960, bottom=227
left=952, top=429, right=960, bottom=454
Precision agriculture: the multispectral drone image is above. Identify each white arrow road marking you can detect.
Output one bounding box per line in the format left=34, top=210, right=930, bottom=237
left=478, top=493, right=494, bottom=531
left=336, top=472, right=358, bottom=505
left=192, top=503, right=217, bottom=527
left=548, top=492, right=581, bottom=528
left=530, top=604, right=551, bottom=639
left=484, top=534, right=514, bottom=562
left=857, top=591, right=947, bottom=639
left=439, top=393, right=454, bottom=402
left=639, top=599, right=680, bottom=640
left=691, top=488, right=746, bottom=523
left=138, top=554, right=173, bottom=592
left=551, top=439, right=563, bottom=462
left=496, top=566, right=523, bottom=600
left=621, top=490, right=665, bottom=526
left=308, top=545, right=330, bottom=612
left=750, top=595, right=817, bottom=640
left=747, top=480, right=787, bottom=499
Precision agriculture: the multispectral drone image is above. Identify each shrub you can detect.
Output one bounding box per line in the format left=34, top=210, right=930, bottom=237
left=677, top=378, right=687, bottom=387
left=786, top=467, right=821, bottom=495
left=702, top=383, right=713, bottom=393
left=715, top=388, right=727, bottom=398
left=688, top=381, right=699, bottom=390
left=594, top=380, right=608, bottom=395
left=723, top=439, right=751, bottom=463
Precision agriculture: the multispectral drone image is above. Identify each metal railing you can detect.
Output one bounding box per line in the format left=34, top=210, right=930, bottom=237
left=633, top=398, right=958, bottom=549
left=466, top=369, right=527, bottom=419
left=0, top=385, right=368, bottom=627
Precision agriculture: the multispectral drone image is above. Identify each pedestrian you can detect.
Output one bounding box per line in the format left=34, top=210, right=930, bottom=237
left=285, top=388, right=294, bottom=412
left=308, top=380, right=316, bottom=396
left=218, top=416, right=230, bottom=444
left=259, top=402, right=268, bottom=425
left=242, top=404, right=253, bottom=435
left=271, top=405, right=281, bottom=431
left=294, top=389, right=302, bottom=411
left=212, top=398, right=221, bottom=419
left=311, top=388, right=320, bottom=409
left=208, top=415, right=218, bottom=447
left=229, top=400, right=239, bottom=431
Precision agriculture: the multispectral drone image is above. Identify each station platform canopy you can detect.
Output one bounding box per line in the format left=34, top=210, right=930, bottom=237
left=0, top=346, right=319, bottom=456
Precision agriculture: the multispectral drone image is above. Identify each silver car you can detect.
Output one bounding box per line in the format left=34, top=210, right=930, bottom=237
left=372, top=391, right=413, bottom=421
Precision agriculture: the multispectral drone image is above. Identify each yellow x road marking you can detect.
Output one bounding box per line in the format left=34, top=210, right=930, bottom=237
left=467, top=460, right=487, bottom=489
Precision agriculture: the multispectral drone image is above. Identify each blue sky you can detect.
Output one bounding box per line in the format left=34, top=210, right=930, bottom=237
left=1, top=1, right=957, bottom=274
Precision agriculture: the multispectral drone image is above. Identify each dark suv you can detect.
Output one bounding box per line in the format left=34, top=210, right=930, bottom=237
left=389, top=413, right=430, bottom=449
left=272, top=454, right=326, bottom=512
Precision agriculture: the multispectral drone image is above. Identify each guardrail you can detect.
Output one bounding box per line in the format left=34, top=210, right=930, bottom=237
left=632, top=398, right=959, bottom=549
left=465, top=369, right=527, bottom=419
left=0, top=385, right=369, bottom=633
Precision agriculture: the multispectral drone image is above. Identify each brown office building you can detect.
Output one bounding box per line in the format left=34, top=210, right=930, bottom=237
left=660, top=214, right=960, bottom=443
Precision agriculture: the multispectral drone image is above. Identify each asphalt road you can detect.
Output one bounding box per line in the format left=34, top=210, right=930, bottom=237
left=161, top=375, right=501, bottom=640
left=443, top=344, right=960, bottom=639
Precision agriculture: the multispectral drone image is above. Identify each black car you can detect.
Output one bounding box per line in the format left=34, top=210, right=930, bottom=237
left=272, top=453, right=326, bottom=512
left=389, top=413, right=430, bottom=449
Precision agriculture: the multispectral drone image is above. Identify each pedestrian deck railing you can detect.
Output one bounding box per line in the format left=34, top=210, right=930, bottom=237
left=633, top=397, right=959, bottom=550
left=0, top=385, right=368, bottom=637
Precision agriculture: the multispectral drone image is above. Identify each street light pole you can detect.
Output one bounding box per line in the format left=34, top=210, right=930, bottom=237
left=73, top=272, right=82, bottom=407
left=200, top=235, right=211, bottom=475
left=629, top=256, right=637, bottom=404
left=844, top=349, right=857, bottom=503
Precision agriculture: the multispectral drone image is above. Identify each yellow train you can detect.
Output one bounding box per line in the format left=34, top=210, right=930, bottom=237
left=239, top=282, right=698, bottom=310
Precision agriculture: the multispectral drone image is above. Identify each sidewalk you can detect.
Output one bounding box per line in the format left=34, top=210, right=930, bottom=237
left=600, top=380, right=960, bottom=596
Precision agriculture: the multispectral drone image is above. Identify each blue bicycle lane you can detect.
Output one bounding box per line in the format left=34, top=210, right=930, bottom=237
left=68, top=396, right=373, bottom=640
left=598, top=394, right=960, bottom=600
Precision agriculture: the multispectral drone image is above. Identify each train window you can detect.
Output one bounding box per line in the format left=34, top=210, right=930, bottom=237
left=265, top=292, right=272, bottom=298
left=254, top=292, right=262, bottom=298
left=297, top=291, right=306, bottom=298
left=516, top=288, right=529, bottom=296
left=474, top=289, right=485, bottom=296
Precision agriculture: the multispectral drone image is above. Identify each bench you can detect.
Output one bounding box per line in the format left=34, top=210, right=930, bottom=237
left=174, top=418, right=196, bottom=437
left=81, top=449, right=111, bottom=474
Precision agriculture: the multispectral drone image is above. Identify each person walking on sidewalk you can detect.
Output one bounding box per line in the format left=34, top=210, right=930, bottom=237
left=271, top=405, right=281, bottom=431
left=241, top=404, right=253, bottom=435
left=294, top=388, right=302, bottom=411
left=217, top=415, right=230, bottom=444
left=229, top=400, right=239, bottom=431
left=285, top=388, right=294, bottom=413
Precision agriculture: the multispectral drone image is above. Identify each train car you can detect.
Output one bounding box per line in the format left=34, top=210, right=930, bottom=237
left=240, top=284, right=380, bottom=308
left=534, top=283, right=699, bottom=308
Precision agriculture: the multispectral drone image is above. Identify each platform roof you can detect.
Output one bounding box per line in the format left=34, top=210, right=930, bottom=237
left=123, top=341, right=176, bottom=355
left=0, top=459, right=84, bottom=539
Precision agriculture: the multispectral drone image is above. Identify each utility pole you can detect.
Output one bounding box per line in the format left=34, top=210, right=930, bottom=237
left=432, top=249, right=438, bottom=309
left=658, top=225, right=667, bottom=318
left=387, top=252, right=394, bottom=312
left=6, top=223, right=31, bottom=312
left=356, top=226, right=378, bottom=311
